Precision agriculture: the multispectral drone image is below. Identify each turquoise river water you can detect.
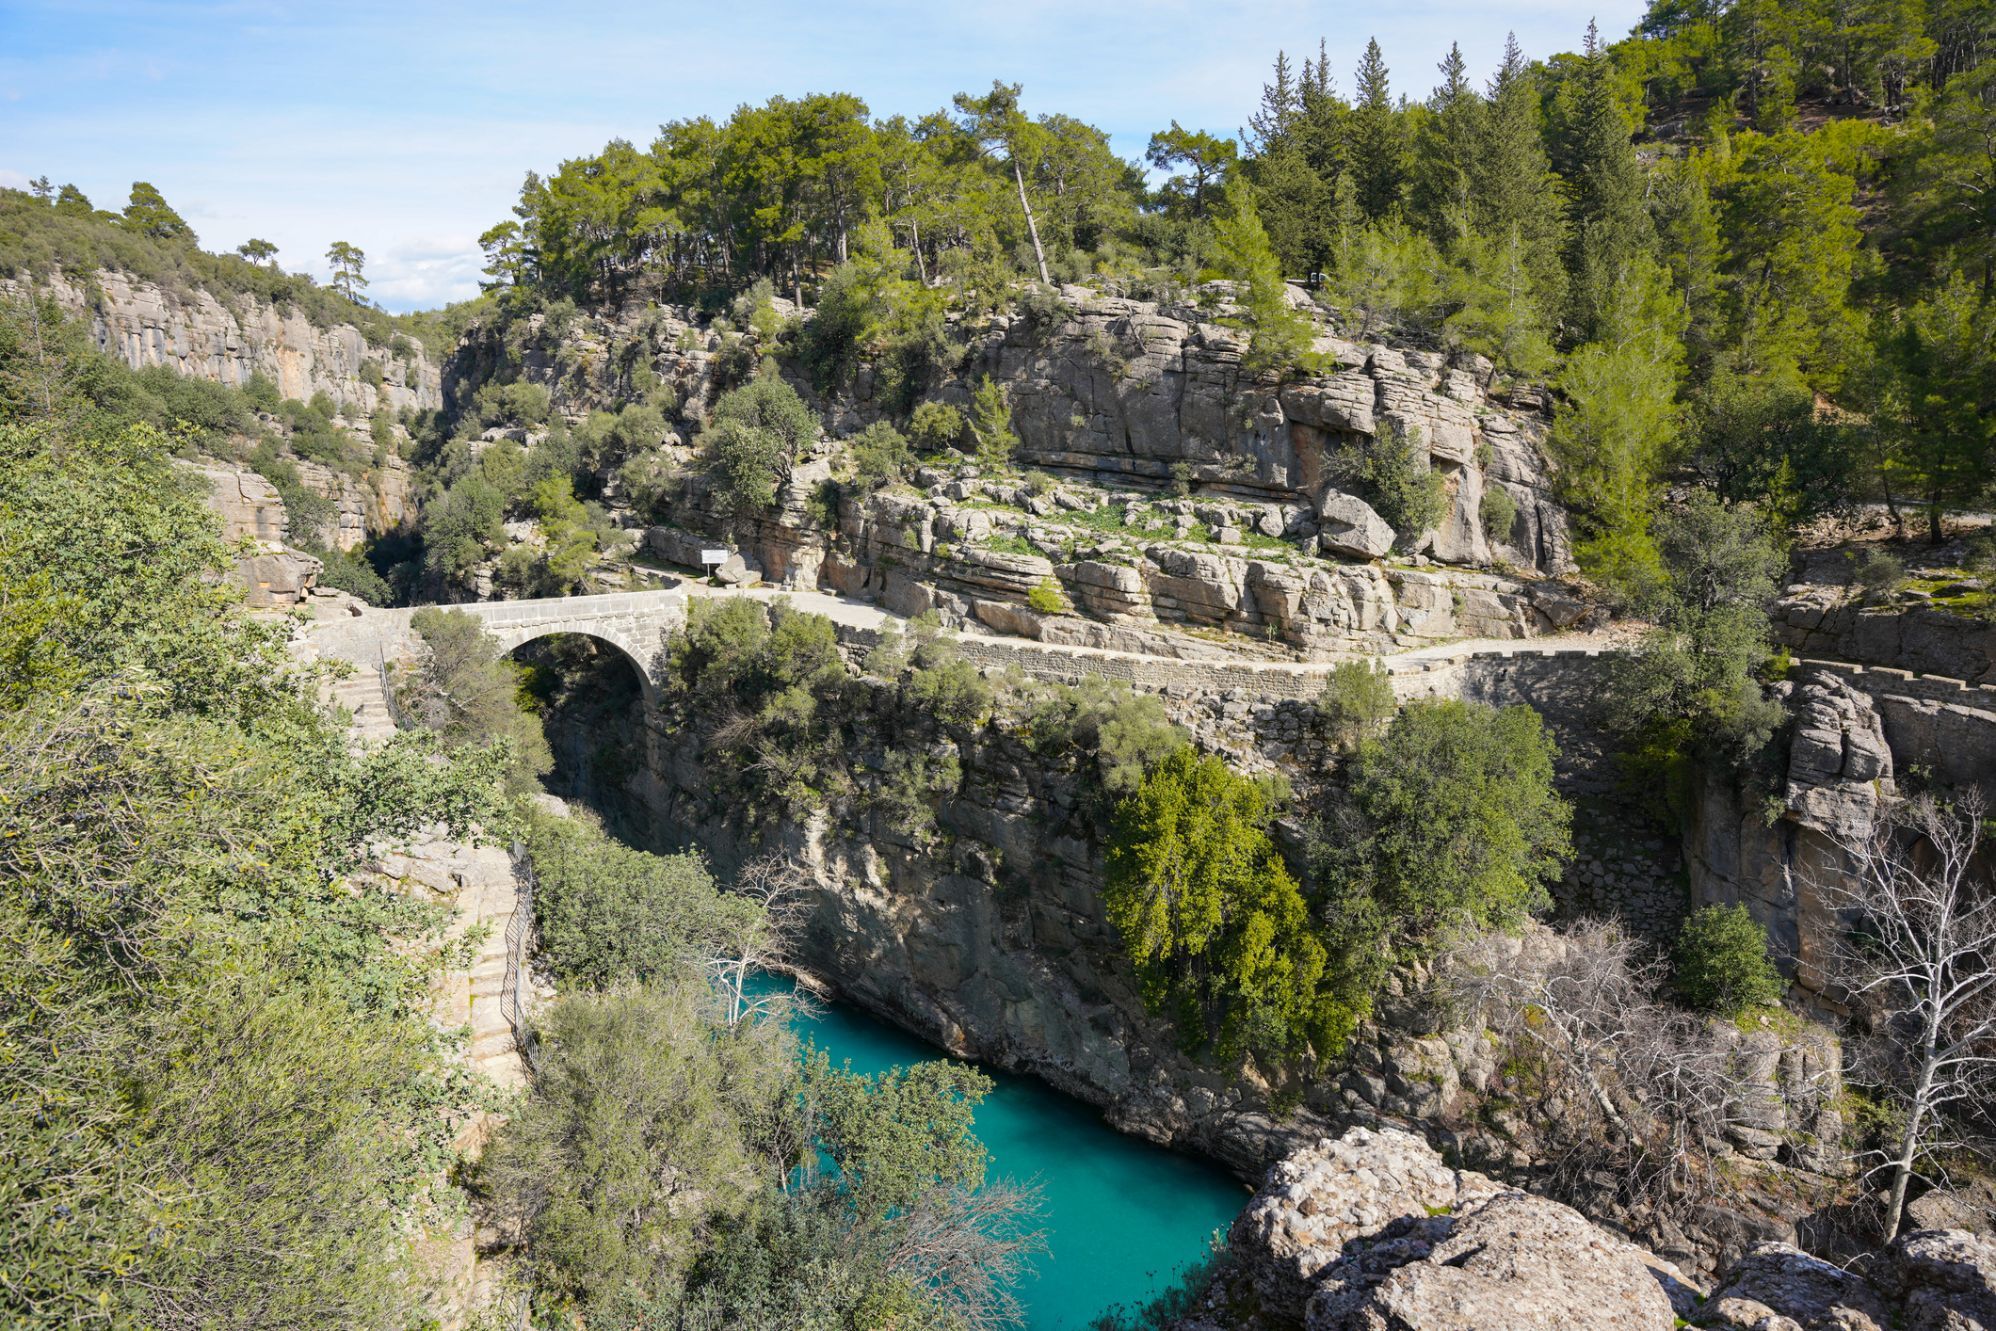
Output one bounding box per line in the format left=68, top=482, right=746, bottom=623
left=779, top=979, right=1247, bottom=1329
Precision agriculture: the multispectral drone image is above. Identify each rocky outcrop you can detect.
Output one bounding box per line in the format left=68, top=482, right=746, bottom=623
left=459, top=285, right=1586, bottom=658
left=1699, top=1230, right=1996, bottom=1331
left=19, top=267, right=442, bottom=419
left=1202, top=1128, right=1694, bottom=1331
left=1203, top=1128, right=1996, bottom=1331
left=1686, top=670, right=1895, bottom=994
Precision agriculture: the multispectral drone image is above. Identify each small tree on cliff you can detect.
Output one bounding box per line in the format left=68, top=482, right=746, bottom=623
left=236, top=237, right=278, bottom=266
left=1209, top=176, right=1320, bottom=379
left=1823, top=790, right=1996, bottom=1242
left=326, top=240, right=368, bottom=301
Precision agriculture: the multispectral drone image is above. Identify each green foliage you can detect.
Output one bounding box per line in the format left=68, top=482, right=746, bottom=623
left=1612, top=494, right=1789, bottom=798
left=475, top=378, right=552, bottom=427
left=0, top=375, right=511, bottom=1328
left=846, top=419, right=915, bottom=491
left=1209, top=177, right=1321, bottom=378
left=1023, top=675, right=1189, bottom=801
left=1317, top=660, right=1396, bottom=752
left=1480, top=482, right=1520, bottom=547
left=1851, top=546, right=1906, bottom=600
left=967, top=374, right=1019, bottom=470
left=1328, top=421, right=1447, bottom=547
left=501, top=85, right=1140, bottom=304
left=403, top=606, right=555, bottom=792
left=808, top=1054, right=991, bottom=1215
left=316, top=544, right=392, bottom=604
left=702, top=373, right=820, bottom=520
left=909, top=399, right=966, bottom=453
left=1105, top=747, right=1336, bottom=1062
left=1318, top=699, right=1572, bottom=943
left=661, top=597, right=855, bottom=813
left=122, top=180, right=194, bottom=242
left=1548, top=256, right=1685, bottom=595
left=1673, top=903, right=1786, bottom=1017
left=482, top=982, right=799, bottom=1313
left=525, top=810, right=757, bottom=989
left=1026, top=574, right=1069, bottom=614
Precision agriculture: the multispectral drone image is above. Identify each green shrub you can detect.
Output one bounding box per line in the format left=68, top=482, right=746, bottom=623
left=1023, top=676, right=1188, bottom=799
left=402, top=606, right=554, bottom=792
left=475, top=379, right=551, bottom=427
left=1480, top=483, right=1520, bottom=546
left=702, top=373, right=819, bottom=520
left=1026, top=575, right=1068, bottom=615
left=1850, top=547, right=1905, bottom=601
left=1317, top=660, right=1395, bottom=752
left=848, top=420, right=915, bottom=491
left=909, top=400, right=966, bottom=453
left=1673, top=903, right=1785, bottom=1017
left=967, top=376, right=1018, bottom=470
left=1330, top=421, right=1446, bottom=547
left=1106, top=747, right=1338, bottom=1061
left=316, top=546, right=392, bottom=604
left=525, top=810, right=754, bottom=988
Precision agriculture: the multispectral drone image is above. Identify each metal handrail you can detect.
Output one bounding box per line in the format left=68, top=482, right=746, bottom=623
left=501, top=841, right=542, bottom=1076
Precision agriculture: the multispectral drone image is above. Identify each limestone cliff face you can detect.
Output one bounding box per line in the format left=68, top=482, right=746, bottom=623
left=461, top=286, right=1584, bottom=659
left=1686, top=664, right=1996, bottom=998
left=19, top=267, right=443, bottom=419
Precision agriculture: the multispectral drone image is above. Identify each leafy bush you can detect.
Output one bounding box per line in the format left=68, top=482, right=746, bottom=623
left=909, top=400, right=966, bottom=453
left=1318, top=699, right=1570, bottom=940
left=1480, top=483, right=1520, bottom=546
left=1, top=389, right=508, bottom=1328
left=474, top=378, right=551, bottom=427
left=967, top=375, right=1018, bottom=470
left=702, top=373, right=819, bottom=520
left=1106, top=747, right=1336, bottom=1061
left=1026, top=575, right=1068, bottom=615
left=525, top=810, right=756, bottom=989
left=1851, top=547, right=1905, bottom=601
left=848, top=419, right=915, bottom=491
left=1023, top=676, right=1188, bottom=799
left=402, top=606, right=554, bottom=792
left=1317, top=659, right=1396, bottom=752
left=1329, top=421, right=1446, bottom=547
left=316, top=545, right=392, bottom=604
left=481, top=982, right=794, bottom=1309
left=1673, top=903, right=1785, bottom=1016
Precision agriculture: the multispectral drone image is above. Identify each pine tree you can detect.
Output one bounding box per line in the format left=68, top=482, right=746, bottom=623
left=1211, top=177, right=1318, bottom=377
left=1409, top=42, right=1484, bottom=244
left=1474, top=34, right=1567, bottom=319
left=326, top=241, right=368, bottom=302
left=1559, top=23, right=1653, bottom=339
left=1248, top=51, right=1299, bottom=152
left=1347, top=38, right=1407, bottom=221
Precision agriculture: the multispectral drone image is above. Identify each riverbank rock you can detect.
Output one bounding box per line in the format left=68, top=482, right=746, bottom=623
left=1305, top=1192, right=1684, bottom=1331
left=1220, top=1127, right=1694, bottom=1329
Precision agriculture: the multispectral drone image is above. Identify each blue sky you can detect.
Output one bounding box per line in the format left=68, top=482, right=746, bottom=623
left=1, top=1, right=1648, bottom=312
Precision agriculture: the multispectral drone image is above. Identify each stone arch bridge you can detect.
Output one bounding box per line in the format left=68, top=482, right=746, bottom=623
left=306, top=583, right=1637, bottom=715
left=308, top=589, right=689, bottom=712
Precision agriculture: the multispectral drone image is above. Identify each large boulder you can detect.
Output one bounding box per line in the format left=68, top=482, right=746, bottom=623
left=1229, top=1127, right=1504, bottom=1316
left=1697, top=1242, right=1894, bottom=1330
left=1317, top=492, right=1395, bottom=560
left=1305, top=1192, right=1683, bottom=1331
left=1222, top=1127, right=1697, bottom=1330
left=1885, top=1229, right=1996, bottom=1331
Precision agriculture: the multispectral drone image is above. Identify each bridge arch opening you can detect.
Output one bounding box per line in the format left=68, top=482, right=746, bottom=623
left=511, top=632, right=656, bottom=836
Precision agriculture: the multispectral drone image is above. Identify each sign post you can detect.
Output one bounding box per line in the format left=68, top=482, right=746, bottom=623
left=699, top=548, right=728, bottom=579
